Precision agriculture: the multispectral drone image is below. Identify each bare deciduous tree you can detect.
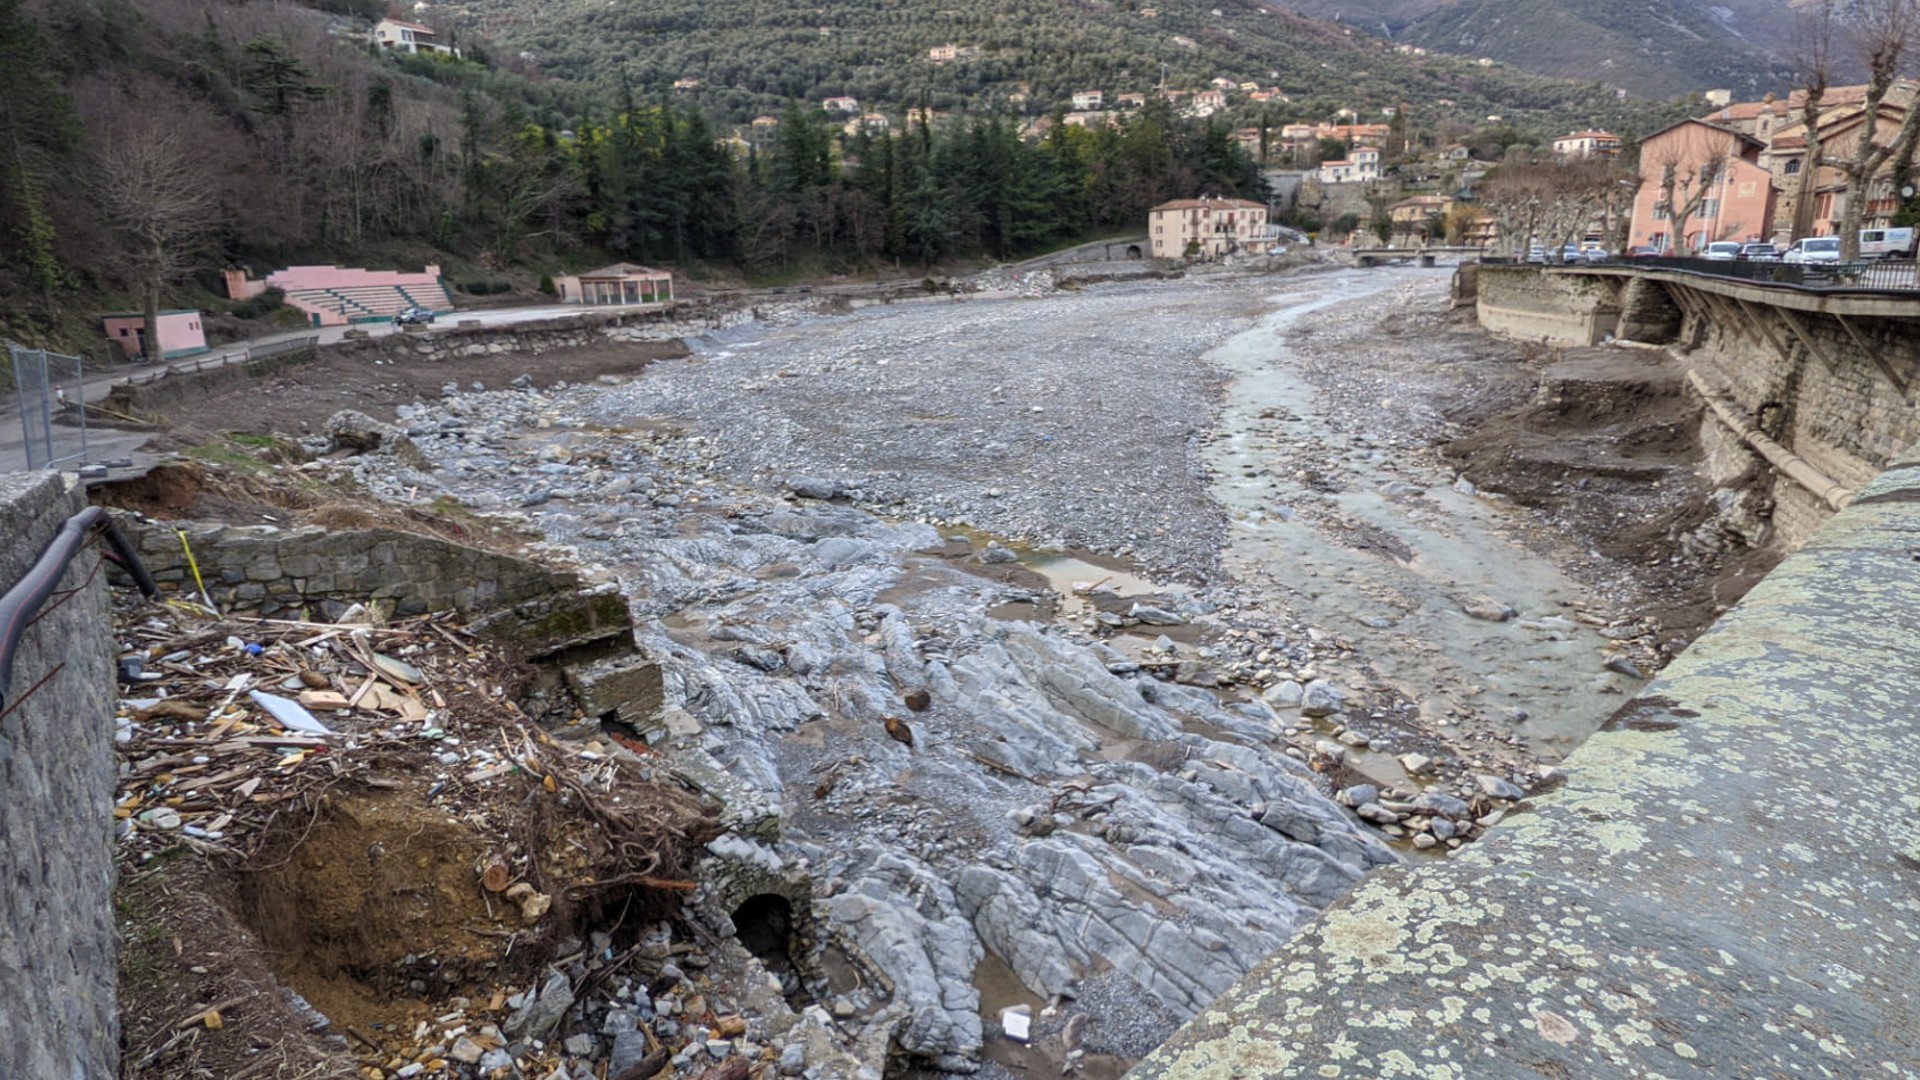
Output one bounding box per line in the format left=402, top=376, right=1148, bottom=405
left=1790, top=0, right=1836, bottom=241
left=1835, top=0, right=1920, bottom=256
left=1648, top=144, right=1722, bottom=254
left=93, top=125, right=220, bottom=360
left=1479, top=157, right=1639, bottom=256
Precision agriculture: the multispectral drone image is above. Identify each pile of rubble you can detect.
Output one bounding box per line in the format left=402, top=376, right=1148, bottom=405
left=110, top=597, right=840, bottom=1080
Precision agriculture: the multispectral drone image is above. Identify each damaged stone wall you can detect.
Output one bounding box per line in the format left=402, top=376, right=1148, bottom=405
left=1681, top=297, right=1920, bottom=547
left=1474, top=265, right=1623, bottom=345
left=121, top=520, right=581, bottom=619
left=117, top=517, right=664, bottom=725
left=0, top=473, right=121, bottom=1078
left=1477, top=267, right=1920, bottom=549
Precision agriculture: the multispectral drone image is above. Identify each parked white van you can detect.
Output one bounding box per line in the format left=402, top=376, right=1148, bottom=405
left=1858, top=227, right=1916, bottom=259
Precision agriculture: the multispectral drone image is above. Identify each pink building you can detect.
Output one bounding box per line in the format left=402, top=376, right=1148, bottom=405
left=102, top=310, right=208, bottom=360
left=225, top=265, right=454, bottom=327
left=1629, top=120, right=1776, bottom=254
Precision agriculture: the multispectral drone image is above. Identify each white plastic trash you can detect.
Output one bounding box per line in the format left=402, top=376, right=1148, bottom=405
left=1000, top=1004, right=1032, bottom=1043
left=249, top=690, right=334, bottom=735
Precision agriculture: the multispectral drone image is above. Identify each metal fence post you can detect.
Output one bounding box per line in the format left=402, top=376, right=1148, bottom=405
left=12, top=344, right=93, bottom=471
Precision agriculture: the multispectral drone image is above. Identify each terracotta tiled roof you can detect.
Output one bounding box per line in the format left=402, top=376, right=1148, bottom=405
left=1151, top=198, right=1267, bottom=211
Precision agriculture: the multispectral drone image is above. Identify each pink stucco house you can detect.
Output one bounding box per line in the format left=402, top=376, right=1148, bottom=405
left=102, top=310, right=207, bottom=360
left=1628, top=119, right=1776, bottom=254
left=224, top=265, right=454, bottom=327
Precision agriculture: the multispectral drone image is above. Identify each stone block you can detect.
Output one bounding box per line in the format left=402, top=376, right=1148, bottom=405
left=279, top=554, right=321, bottom=578
left=564, top=652, right=663, bottom=724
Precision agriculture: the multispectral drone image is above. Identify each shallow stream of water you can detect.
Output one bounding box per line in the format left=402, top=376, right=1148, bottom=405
left=1207, top=271, right=1637, bottom=760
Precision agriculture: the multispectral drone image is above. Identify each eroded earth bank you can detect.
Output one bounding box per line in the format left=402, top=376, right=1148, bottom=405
left=115, top=267, right=1775, bottom=1079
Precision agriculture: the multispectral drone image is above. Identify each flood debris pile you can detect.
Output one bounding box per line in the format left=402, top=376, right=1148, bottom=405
left=111, top=599, right=856, bottom=1080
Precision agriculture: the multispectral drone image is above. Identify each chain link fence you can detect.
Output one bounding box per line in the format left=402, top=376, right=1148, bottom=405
left=10, top=345, right=88, bottom=471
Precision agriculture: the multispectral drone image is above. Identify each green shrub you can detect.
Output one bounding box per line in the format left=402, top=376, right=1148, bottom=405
left=459, top=279, right=513, bottom=295
left=538, top=273, right=555, bottom=295
left=231, top=287, right=286, bottom=319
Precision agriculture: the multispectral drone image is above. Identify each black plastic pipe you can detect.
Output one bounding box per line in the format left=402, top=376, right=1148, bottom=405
left=0, top=506, right=158, bottom=715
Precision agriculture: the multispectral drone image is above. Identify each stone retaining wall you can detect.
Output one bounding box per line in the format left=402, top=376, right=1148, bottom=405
left=116, top=517, right=663, bottom=724
left=1477, top=268, right=1920, bottom=550
left=1474, top=265, right=1622, bottom=345
left=1127, top=445, right=1920, bottom=1078
left=124, top=520, right=578, bottom=620
left=0, top=473, right=121, bottom=1078
left=1689, top=303, right=1920, bottom=491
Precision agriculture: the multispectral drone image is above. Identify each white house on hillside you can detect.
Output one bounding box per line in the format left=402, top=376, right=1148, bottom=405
left=373, top=18, right=457, bottom=56
left=1552, top=130, right=1622, bottom=158
left=1318, top=146, right=1380, bottom=184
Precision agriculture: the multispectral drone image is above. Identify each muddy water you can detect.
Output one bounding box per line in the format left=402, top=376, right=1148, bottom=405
left=1208, top=271, right=1638, bottom=761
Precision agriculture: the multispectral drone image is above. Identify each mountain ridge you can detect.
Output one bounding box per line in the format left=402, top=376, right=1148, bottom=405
left=1260, top=0, right=1800, bottom=97
left=461, top=0, right=1689, bottom=135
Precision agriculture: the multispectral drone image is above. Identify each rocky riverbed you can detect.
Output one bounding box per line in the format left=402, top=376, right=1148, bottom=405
left=297, top=265, right=1735, bottom=1078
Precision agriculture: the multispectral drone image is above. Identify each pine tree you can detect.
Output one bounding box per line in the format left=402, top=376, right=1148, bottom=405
left=0, top=0, right=81, bottom=298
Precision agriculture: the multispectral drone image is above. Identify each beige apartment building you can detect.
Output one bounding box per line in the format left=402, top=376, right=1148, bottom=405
left=1149, top=197, right=1271, bottom=259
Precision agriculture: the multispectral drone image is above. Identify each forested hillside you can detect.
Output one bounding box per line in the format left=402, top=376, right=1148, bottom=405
left=0, top=0, right=1282, bottom=351
left=463, top=0, right=1677, bottom=133
left=1262, top=0, right=1796, bottom=97
left=0, top=0, right=587, bottom=348
left=1, top=0, right=1707, bottom=354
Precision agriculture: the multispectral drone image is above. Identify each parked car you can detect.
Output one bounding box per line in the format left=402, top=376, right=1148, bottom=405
left=1783, top=236, right=1843, bottom=264
left=1524, top=243, right=1547, bottom=264
left=1737, top=243, right=1782, bottom=261
left=1627, top=245, right=1665, bottom=259
left=393, top=306, right=437, bottom=326
left=1701, top=241, right=1743, bottom=261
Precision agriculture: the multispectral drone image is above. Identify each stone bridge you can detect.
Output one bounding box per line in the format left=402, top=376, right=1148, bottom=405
left=1127, top=266, right=1920, bottom=1078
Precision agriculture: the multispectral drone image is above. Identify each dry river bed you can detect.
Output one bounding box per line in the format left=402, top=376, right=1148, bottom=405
left=331, top=267, right=1673, bottom=1078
